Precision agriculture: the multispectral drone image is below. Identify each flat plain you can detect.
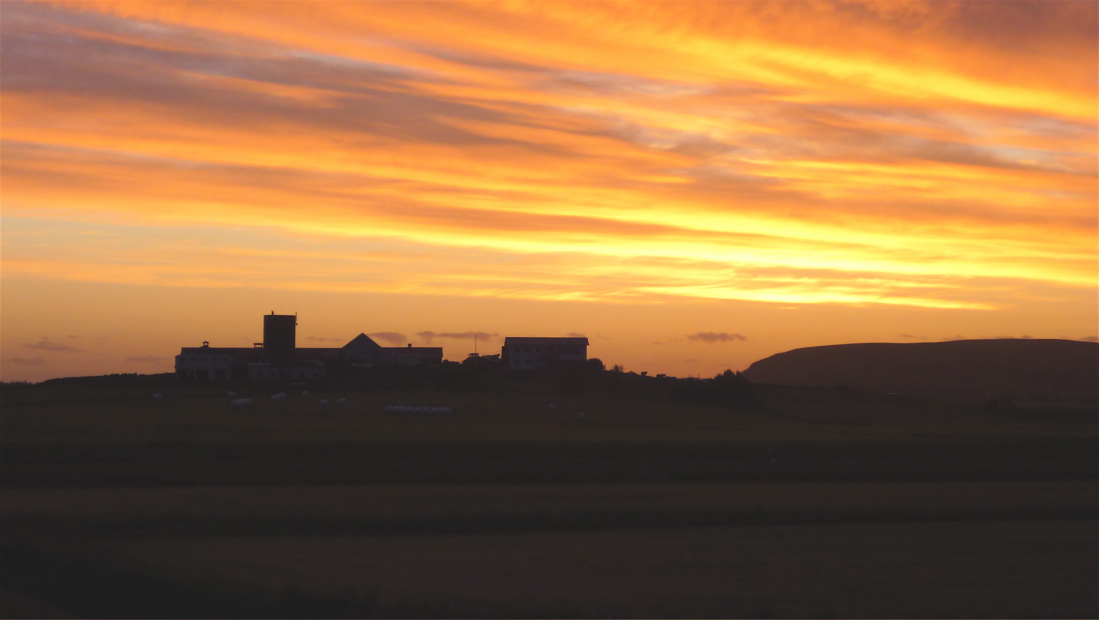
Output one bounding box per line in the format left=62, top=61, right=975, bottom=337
left=2, top=376, right=1096, bottom=618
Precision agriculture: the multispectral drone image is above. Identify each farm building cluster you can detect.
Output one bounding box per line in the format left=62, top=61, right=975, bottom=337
left=175, top=313, right=588, bottom=382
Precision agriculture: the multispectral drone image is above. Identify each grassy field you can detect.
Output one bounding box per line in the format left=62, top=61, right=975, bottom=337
left=1, top=377, right=1096, bottom=618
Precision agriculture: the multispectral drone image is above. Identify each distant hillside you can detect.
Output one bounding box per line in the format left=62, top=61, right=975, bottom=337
left=742, top=339, right=1099, bottom=405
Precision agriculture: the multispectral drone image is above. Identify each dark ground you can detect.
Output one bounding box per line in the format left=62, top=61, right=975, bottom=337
left=2, top=374, right=1096, bottom=618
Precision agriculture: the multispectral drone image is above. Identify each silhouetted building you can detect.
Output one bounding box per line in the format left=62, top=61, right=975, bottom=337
left=246, top=361, right=326, bottom=382
left=263, top=312, right=296, bottom=365
left=391, top=342, right=445, bottom=366
left=174, top=341, right=238, bottom=381
left=328, top=334, right=442, bottom=367
left=174, top=315, right=443, bottom=381
left=502, top=337, right=588, bottom=370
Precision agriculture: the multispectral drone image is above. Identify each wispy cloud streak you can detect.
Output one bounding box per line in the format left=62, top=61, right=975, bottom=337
left=1, top=0, right=1095, bottom=312
left=368, top=332, right=407, bottom=345
left=687, top=333, right=748, bottom=344
left=23, top=338, right=82, bottom=353
left=416, top=331, right=500, bottom=344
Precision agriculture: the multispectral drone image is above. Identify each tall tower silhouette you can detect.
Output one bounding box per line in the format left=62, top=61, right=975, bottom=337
left=263, top=312, right=297, bottom=365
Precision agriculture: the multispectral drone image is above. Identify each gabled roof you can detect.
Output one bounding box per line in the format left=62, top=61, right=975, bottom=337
left=343, top=333, right=382, bottom=350
left=504, top=337, right=589, bottom=346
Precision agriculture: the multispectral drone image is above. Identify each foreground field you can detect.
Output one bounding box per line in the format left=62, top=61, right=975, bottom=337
left=91, top=520, right=1098, bottom=619
left=1, top=379, right=1096, bottom=618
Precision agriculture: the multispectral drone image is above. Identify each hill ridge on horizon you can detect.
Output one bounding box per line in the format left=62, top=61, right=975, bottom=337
left=741, top=338, right=1099, bottom=405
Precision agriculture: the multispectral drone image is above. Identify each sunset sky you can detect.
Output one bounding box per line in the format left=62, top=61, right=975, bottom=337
left=2, top=0, right=1096, bottom=383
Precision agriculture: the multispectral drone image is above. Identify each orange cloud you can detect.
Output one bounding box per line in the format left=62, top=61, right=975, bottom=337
left=2, top=0, right=1096, bottom=383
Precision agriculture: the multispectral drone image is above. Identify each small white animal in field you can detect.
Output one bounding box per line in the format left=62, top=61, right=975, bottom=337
left=152, top=393, right=162, bottom=401
left=227, top=391, right=236, bottom=398
left=336, top=398, right=348, bottom=405
left=230, top=398, right=253, bottom=407
left=318, top=399, right=330, bottom=406
left=576, top=412, right=586, bottom=421
left=271, top=392, right=287, bottom=401
left=301, top=390, right=311, bottom=397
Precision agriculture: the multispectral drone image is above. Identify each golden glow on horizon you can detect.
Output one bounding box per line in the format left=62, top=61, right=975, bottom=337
left=2, top=0, right=1097, bottom=381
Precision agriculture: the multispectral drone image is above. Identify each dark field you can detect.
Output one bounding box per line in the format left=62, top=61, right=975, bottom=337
left=2, top=378, right=1096, bottom=618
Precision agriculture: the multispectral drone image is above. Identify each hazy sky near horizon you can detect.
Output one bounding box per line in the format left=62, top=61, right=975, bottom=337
left=2, top=0, right=1097, bottom=382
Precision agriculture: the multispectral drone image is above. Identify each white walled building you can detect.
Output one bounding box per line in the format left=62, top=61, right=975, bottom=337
left=502, top=337, right=589, bottom=370
left=174, top=315, right=443, bottom=382
left=174, top=342, right=236, bottom=381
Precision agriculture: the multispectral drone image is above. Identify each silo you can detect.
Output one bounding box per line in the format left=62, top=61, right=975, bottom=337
left=263, top=312, right=297, bottom=365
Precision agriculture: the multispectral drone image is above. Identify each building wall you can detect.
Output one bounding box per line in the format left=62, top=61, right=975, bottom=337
left=504, top=340, right=587, bottom=370
left=247, top=363, right=326, bottom=382
left=263, top=313, right=297, bottom=365
left=175, top=316, right=442, bottom=382
left=175, top=351, right=235, bottom=381
left=386, top=346, right=444, bottom=366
